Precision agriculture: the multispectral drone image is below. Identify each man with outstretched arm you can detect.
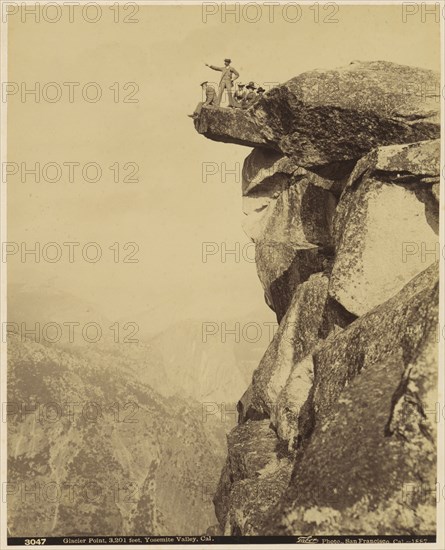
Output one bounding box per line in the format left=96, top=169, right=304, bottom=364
left=205, top=58, right=239, bottom=107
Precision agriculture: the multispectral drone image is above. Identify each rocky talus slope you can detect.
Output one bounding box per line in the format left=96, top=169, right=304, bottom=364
left=194, top=61, right=440, bottom=535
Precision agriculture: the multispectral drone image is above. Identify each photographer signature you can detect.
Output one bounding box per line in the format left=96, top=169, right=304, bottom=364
left=296, top=536, right=319, bottom=543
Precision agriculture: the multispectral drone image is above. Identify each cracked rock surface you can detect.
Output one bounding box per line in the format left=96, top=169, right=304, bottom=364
left=193, top=61, right=439, bottom=536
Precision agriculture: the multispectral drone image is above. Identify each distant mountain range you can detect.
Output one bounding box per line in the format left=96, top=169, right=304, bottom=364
left=7, top=284, right=274, bottom=535
left=7, top=334, right=229, bottom=536
left=8, top=283, right=275, bottom=404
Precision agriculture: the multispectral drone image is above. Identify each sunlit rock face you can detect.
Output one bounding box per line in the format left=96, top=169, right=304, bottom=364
left=329, top=139, right=440, bottom=317
left=194, top=61, right=440, bottom=536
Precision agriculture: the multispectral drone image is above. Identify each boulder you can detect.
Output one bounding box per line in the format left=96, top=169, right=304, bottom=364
left=268, top=262, right=438, bottom=535
left=259, top=245, right=327, bottom=321
left=363, top=139, right=440, bottom=182
left=194, top=61, right=440, bottom=167
left=272, top=354, right=315, bottom=450
left=241, top=150, right=300, bottom=243
left=242, top=148, right=299, bottom=197
left=240, top=148, right=347, bottom=321
left=241, top=148, right=339, bottom=243
left=246, top=273, right=329, bottom=419
left=223, top=461, right=292, bottom=535
left=252, top=176, right=336, bottom=320
left=329, top=139, right=439, bottom=316
left=213, top=420, right=293, bottom=535
left=237, top=383, right=267, bottom=423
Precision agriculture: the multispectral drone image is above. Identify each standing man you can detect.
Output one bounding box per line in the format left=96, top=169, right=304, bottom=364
left=188, top=81, right=217, bottom=118
left=205, top=58, right=239, bottom=107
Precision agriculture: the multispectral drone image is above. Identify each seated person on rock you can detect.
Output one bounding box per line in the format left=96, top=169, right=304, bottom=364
left=234, top=83, right=246, bottom=107
left=188, top=81, right=217, bottom=118
left=256, top=87, right=265, bottom=101
left=241, top=82, right=257, bottom=109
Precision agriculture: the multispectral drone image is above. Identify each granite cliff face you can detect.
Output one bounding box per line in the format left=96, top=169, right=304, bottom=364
left=194, top=61, right=440, bottom=535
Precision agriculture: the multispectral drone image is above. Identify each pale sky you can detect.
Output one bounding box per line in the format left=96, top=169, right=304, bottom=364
left=7, top=3, right=441, bottom=335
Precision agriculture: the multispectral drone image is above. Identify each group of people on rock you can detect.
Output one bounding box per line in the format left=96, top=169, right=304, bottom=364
left=233, top=81, right=265, bottom=108
left=188, top=58, right=266, bottom=119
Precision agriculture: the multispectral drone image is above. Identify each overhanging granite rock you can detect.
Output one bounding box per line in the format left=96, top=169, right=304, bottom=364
left=194, top=106, right=271, bottom=149
left=194, top=61, right=440, bottom=167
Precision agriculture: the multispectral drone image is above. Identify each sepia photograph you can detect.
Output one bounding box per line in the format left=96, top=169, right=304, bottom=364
left=0, top=0, right=444, bottom=547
